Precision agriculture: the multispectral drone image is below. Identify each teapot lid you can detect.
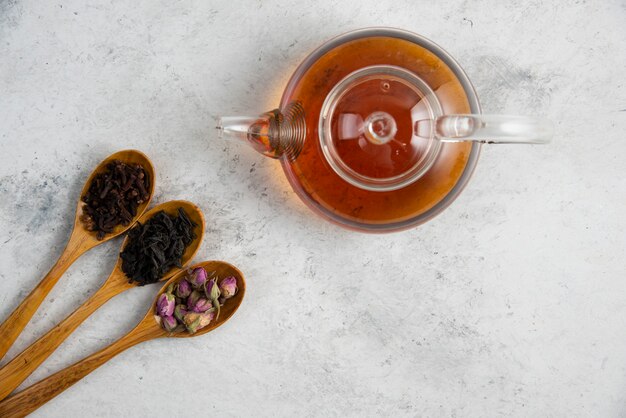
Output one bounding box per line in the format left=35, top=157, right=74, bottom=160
left=319, top=65, right=443, bottom=192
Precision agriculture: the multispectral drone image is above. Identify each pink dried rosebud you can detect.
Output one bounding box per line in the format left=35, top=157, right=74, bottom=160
left=174, top=304, right=188, bottom=322
left=189, top=295, right=212, bottom=313
left=219, top=276, right=238, bottom=299
left=205, top=277, right=221, bottom=320
left=176, top=279, right=192, bottom=299
left=156, top=292, right=175, bottom=317
left=187, top=290, right=202, bottom=308
left=183, top=310, right=214, bottom=334
left=204, top=277, right=221, bottom=301
left=161, top=315, right=178, bottom=332
left=188, top=267, right=208, bottom=289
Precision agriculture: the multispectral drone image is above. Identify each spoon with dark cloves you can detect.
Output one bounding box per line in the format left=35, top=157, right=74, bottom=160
left=0, top=261, right=245, bottom=418
left=0, top=150, right=155, bottom=361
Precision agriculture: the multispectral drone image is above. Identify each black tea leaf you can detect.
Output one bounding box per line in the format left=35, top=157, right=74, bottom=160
left=120, top=208, right=197, bottom=286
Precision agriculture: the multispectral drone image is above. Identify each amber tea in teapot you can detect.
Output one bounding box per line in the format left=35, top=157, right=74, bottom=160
left=218, top=28, right=552, bottom=232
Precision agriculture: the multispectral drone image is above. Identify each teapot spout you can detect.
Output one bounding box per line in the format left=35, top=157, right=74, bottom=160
left=216, top=102, right=306, bottom=160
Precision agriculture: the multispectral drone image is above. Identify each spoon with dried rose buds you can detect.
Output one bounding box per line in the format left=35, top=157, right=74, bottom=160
left=0, top=201, right=204, bottom=402
left=154, top=266, right=239, bottom=333
left=0, top=150, right=155, bottom=361
left=0, top=261, right=245, bottom=418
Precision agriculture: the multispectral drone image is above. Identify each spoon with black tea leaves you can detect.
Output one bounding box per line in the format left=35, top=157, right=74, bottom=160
left=0, top=150, right=155, bottom=361
left=0, top=200, right=205, bottom=401
left=0, top=261, right=245, bottom=418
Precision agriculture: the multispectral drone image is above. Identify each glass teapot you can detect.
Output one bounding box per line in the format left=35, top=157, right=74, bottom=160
left=217, top=27, right=552, bottom=232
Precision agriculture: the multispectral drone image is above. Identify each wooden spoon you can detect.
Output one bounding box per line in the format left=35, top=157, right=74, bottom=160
left=0, top=261, right=245, bottom=418
left=0, top=200, right=205, bottom=401
left=0, top=150, right=156, bottom=361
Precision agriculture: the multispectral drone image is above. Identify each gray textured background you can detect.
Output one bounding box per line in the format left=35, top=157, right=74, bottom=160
left=1, top=0, right=625, bottom=417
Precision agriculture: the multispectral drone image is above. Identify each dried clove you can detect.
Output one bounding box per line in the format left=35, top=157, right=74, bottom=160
left=80, top=160, right=151, bottom=240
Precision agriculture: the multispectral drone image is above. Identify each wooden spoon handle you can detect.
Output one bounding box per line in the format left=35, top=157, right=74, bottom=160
left=0, top=276, right=128, bottom=401
left=0, top=236, right=86, bottom=361
left=0, top=320, right=159, bottom=418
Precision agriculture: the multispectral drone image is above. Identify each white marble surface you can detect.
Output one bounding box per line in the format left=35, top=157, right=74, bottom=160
left=0, top=0, right=625, bottom=416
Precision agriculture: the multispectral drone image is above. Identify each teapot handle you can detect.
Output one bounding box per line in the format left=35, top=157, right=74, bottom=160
left=432, top=114, right=553, bottom=144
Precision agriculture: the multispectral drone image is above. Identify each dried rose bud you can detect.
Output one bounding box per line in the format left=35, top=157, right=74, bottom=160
left=176, top=279, right=192, bottom=299
left=188, top=267, right=208, bottom=289
left=187, top=290, right=202, bottom=308
left=183, top=310, right=214, bottom=334
left=219, top=276, right=237, bottom=299
left=189, top=296, right=212, bottom=313
left=156, top=292, right=175, bottom=317
left=204, top=277, right=221, bottom=301
left=205, top=277, right=221, bottom=320
left=174, top=304, right=188, bottom=323
left=161, top=315, right=178, bottom=332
